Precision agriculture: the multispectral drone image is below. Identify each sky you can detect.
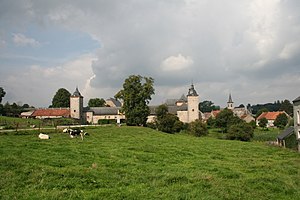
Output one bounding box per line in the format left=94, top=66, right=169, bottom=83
left=0, top=0, right=300, bottom=108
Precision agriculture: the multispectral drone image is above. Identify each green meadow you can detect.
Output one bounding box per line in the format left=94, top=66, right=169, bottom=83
left=0, top=126, right=299, bottom=199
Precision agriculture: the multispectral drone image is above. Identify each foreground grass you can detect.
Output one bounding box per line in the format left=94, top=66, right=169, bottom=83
left=0, top=126, right=299, bottom=199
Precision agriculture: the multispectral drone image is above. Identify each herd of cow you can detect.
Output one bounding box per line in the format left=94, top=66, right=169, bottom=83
left=38, top=128, right=89, bottom=140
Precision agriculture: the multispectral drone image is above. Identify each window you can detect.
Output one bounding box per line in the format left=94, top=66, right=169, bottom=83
left=192, top=109, right=194, bottom=112
left=74, top=110, right=76, bottom=112
left=297, top=110, right=300, bottom=125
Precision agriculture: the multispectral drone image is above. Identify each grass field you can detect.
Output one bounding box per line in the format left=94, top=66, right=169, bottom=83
left=0, top=126, right=299, bottom=199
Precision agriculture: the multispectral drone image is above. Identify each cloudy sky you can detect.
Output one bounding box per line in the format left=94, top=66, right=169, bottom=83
left=0, top=0, right=300, bottom=108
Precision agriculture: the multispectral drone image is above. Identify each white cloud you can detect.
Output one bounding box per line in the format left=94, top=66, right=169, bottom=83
left=161, top=54, right=193, bottom=71
left=12, top=33, right=40, bottom=47
left=1, top=54, right=96, bottom=107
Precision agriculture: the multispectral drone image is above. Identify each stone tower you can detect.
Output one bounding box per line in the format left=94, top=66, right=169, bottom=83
left=227, top=93, right=234, bottom=110
left=70, top=87, right=83, bottom=120
left=187, top=84, right=199, bottom=122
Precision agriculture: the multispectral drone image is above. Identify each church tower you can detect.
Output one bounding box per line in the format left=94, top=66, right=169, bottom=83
left=70, top=87, right=83, bottom=120
left=227, top=93, right=234, bottom=110
left=187, top=84, right=199, bottom=122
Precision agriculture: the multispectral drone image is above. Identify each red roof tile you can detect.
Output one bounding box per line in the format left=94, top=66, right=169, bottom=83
left=32, top=109, right=70, bottom=117
left=257, top=111, right=286, bottom=121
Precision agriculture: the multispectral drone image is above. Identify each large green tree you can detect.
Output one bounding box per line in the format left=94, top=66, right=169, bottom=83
left=0, top=87, right=6, bottom=103
left=88, top=98, right=106, bottom=107
left=279, top=99, right=293, bottom=117
left=215, top=108, right=242, bottom=132
left=274, top=113, right=288, bottom=129
left=51, top=88, right=71, bottom=108
left=199, top=100, right=220, bottom=112
left=115, top=75, right=154, bottom=126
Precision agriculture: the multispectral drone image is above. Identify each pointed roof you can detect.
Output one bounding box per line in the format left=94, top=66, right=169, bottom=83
left=293, top=96, right=300, bottom=103
left=72, top=87, right=82, bottom=97
left=257, top=111, right=286, bottom=121
left=187, top=84, right=198, bottom=96
left=228, top=93, right=233, bottom=103
left=178, top=94, right=187, bottom=102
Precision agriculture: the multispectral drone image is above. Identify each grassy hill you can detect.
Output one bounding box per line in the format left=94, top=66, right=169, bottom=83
left=0, top=126, right=299, bottom=199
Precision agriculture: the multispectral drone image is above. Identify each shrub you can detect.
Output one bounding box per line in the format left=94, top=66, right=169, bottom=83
left=206, top=117, right=216, bottom=128
left=98, top=119, right=116, bottom=125
left=258, top=117, right=268, bottom=129
left=146, top=122, right=157, bottom=129
left=157, top=113, right=180, bottom=134
left=188, top=119, right=208, bottom=137
left=226, top=123, right=254, bottom=142
left=248, top=120, right=256, bottom=129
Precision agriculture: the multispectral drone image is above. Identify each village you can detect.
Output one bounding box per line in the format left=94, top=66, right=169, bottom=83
left=8, top=83, right=297, bottom=152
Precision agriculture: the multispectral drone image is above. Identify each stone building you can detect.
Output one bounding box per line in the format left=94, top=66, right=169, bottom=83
left=293, top=96, right=300, bottom=152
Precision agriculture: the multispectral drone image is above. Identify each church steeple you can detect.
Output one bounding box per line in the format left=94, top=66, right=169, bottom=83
left=227, top=93, right=234, bottom=110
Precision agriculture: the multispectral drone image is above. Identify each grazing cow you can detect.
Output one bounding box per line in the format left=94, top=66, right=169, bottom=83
left=38, top=133, right=50, bottom=139
left=62, top=128, right=88, bottom=140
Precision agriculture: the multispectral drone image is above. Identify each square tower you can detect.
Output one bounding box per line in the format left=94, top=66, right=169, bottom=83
left=187, top=84, right=199, bottom=122
left=70, top=87, right=83, bottom=120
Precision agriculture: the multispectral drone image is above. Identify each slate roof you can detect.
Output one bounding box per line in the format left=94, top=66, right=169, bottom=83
left=72, top=87, right=82, bottom=97
left=149, top=104, right=188, bottom=115
left=277, top=127, right=294, bottom=140
left=32, top=109, right=70, bottom=117
left=165, top=99, right=178, bottom=106
left=88, top=107, right=120, bottom=115
left=106, top=98, right=122, bottom=107
left=256, top=111, right=286, bottom=121
left=293, top=96, right=300, bottom=103
left=228, top=93, right=233, bottom=103
left=187, top=84, right=198, bottom=96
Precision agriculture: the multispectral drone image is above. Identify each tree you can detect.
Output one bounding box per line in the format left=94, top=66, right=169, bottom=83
left=279, top=100, right=293, bottom=117
left=156, top=104, right=168, bottom=120
left=0, top=87, right=6, bottom=103
left=154, top=104, right=184, bottom=133
left=258, top=117, right=268, bottom=129
left=115, top=75, right=154, bottom=126
left=52, top=88, right=71, bottom=108
left=226, top=123, right=254, bottom=141
left=158, top=113, right=181, bottom=133
left=274, top=113, right=288, bottom=129
left=88, top=98, right=106, bottom=107
left=188, top=119, right=208, bottom=137
left=199, top=100, right=220, bottom=112
left=215, top=109, right=242, bottom=132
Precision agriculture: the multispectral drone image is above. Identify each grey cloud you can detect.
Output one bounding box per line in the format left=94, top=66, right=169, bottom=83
left=1, top=0, right=300, bottom=106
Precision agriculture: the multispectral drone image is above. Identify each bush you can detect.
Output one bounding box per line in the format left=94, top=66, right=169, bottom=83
left=146, top=122, right=157, bottom=129
left=226, top=123, right=254, bottom=142
left=248, top=120, right=256, bottom=129
left=188, top=119, right=208, bottom=137
left=98, top=119, right=116, bottom=125
left=157, top=114, right=180, bottom=134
